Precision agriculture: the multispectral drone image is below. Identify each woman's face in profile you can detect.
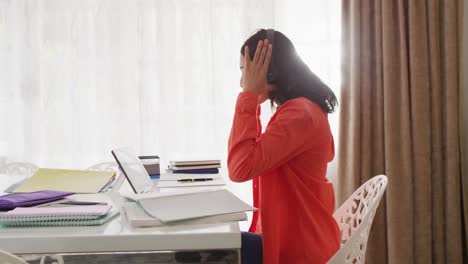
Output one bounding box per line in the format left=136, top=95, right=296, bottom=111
left=239, top=55, right=245, bottom=88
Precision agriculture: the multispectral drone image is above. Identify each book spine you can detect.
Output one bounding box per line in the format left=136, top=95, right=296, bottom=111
left=168, top=168, right=220, bottom=174
left=168, top=165, right=221, bottom=170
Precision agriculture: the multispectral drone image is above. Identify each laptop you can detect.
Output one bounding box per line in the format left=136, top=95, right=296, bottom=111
left=111, top=147, right=159, bottom=194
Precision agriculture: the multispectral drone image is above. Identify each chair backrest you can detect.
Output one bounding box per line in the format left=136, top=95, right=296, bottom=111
left=3, top=162, right=38, bottom=178
left=86, top=162, right=121, bottom=192
left=328, top=175, right=388, bottom=264
left=0, top=249, right=28, bottom=264
left=86, top=162, right=119, bottom=172
left=1, top=162, right=39, bottom=192
left=86, top=161, right=126, bottom=207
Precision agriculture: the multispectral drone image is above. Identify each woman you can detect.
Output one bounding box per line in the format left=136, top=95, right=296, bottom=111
left=228, top=29, right=341, bottom=264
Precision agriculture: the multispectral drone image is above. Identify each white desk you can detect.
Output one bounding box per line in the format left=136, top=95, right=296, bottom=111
left=0, top=177, right=242, bottom=263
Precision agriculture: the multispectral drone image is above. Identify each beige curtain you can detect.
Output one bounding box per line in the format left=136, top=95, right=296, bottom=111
left=337, top=0, right=466, bottom=263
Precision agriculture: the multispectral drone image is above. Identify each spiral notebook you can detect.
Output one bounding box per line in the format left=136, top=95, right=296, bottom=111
left=0, top=205, right=118, bottom=227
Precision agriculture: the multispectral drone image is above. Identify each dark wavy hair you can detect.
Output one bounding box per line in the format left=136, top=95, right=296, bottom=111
left=241, top=29, right=337, bottom=113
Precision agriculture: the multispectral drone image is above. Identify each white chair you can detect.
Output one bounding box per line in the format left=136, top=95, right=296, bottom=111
left=86, top=162, right=119, bottom=172
left=1, top=162, right=38, bottom=193
left=0, top=249, right=28, bottom=264
left=86, top=161, right=123, bottom=193
left=86, top=161, right=126, bottom=207
left=4, top=162, right=38, bottom=178
left=328, top=175, right=388, bottom=264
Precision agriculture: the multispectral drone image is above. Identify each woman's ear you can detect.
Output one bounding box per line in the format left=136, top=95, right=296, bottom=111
left=267, top=83, right=275, bottom=91
left=266, top=83, right=276, bottom=95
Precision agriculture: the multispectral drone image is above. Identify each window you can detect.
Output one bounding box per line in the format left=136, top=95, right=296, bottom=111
left=0, top=0, right=340, bottom=229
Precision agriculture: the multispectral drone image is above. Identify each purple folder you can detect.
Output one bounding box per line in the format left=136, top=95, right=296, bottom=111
left=0, top=190, right=75, bottom=210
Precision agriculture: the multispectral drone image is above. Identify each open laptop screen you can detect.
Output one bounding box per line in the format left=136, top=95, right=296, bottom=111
left=111, top=147, right=153, bottom=194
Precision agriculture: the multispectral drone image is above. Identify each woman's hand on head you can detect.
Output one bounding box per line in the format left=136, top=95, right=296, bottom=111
left=242, top=39, right=273, bottom=100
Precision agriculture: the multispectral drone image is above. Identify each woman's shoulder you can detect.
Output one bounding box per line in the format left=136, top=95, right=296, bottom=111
left=269, top=97, right=329, bottom=136
left=267, top=98, right=323, bottom=130
left=277, top=97, right=324, bottom=117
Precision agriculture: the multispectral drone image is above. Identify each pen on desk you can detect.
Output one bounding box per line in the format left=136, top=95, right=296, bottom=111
left=177, top=178, right=214, bottom=183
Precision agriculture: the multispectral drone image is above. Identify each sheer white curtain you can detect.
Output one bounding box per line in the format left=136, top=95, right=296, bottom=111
left=0, top=0, right=340, bottom=228
left=272, top=0, right=341, bottom=184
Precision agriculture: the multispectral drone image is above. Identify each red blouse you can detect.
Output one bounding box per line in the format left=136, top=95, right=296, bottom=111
left=228, top=92, right=340, bottom=264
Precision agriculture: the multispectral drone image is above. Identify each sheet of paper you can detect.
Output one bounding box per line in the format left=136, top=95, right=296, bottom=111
left=159, top=173, right=223, bottom=181
left=158, top=186, right=224, bottom=193
left=120, top=188, right=216, bottom=201
left=156, top=178, right=225, bottom=188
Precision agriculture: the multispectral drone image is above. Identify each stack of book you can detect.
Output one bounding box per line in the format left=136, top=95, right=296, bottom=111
left=168, top=160, right=221, bottom=174
left=139, top=155, right=160, bottom=179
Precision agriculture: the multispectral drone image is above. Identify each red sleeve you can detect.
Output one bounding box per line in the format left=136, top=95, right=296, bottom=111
left=228, top=92, right=311, bottom=182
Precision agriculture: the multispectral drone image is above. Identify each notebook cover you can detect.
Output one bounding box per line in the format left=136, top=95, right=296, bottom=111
left=138, top=189, right=256, bottom=223
left=0, top=204, right=111, bottom=218
left=124, top=202, right=247, bottom=227
left=0, top=208, right=119, bottom=227
left=14, top=168, right=116, bottom=194
left=0, top=190, right=75, bottom=210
